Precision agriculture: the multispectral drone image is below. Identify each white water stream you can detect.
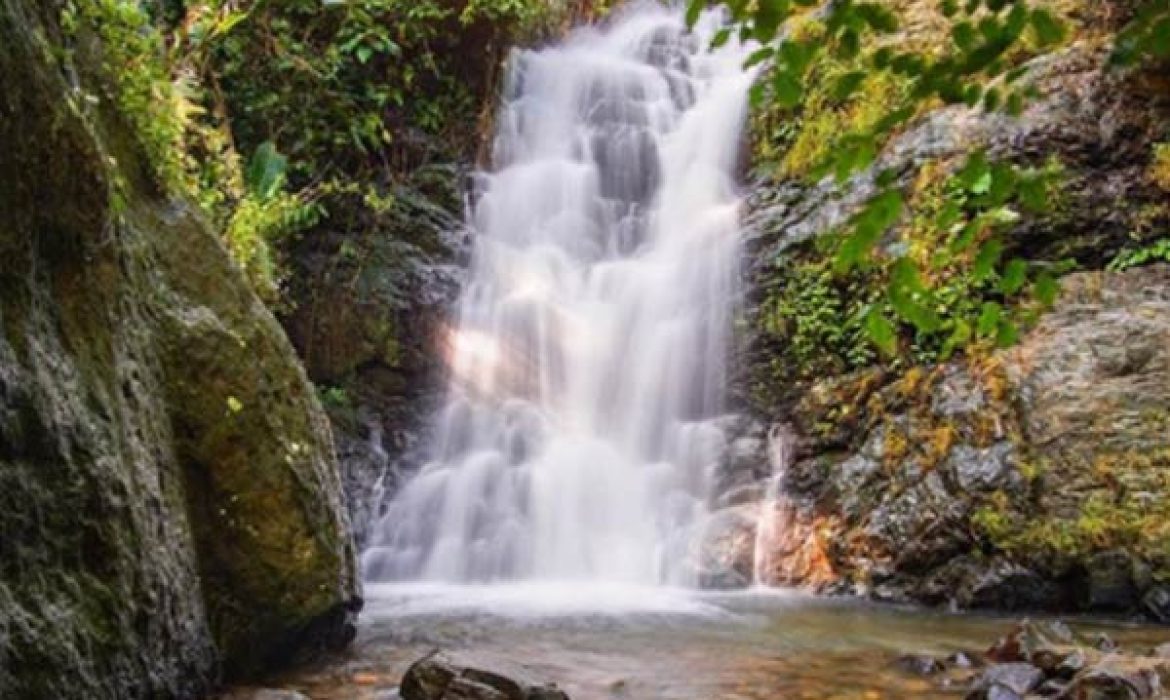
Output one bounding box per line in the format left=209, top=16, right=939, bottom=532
left=361, top=5, right=755, bottom=587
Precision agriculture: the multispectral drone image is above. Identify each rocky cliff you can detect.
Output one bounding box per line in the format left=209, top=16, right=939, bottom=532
left=725, top=11, right=1170, bottom=617
left=0, top=1, right=360, bottom=696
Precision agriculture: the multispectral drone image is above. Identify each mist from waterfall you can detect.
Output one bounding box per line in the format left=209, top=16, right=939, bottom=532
left=362, top=4, right=754, bottom=586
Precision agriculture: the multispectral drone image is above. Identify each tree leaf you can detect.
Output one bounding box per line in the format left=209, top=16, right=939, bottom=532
left=998, top=258, right=1028, bottom=295
left=685, top=0, right=704, bottom=28
left=1030, top=8, right=1066, bottom=47
left=977, top=301, right=1001, bottom=336
left=832, top=70, right=868, bottom=101
left=246, top=142, right=288, bottom=201
left=1033, top=272, right=1059, bottom=307
left=973, top=238, right=1004, bottom=281
left=864, top=307, right=898, bottom=356
left=772, top=70, right=803, bottom=108
left=995, top=318, right=1019, bottom=347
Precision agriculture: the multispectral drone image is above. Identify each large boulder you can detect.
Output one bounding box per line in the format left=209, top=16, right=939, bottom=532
left=0, top=1, right=359, bottom=696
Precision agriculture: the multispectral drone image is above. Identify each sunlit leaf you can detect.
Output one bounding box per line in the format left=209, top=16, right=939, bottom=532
left=864, top=307, right=898, bottom=356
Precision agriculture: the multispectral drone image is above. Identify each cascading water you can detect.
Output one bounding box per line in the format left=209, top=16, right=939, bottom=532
left=362, top=4, right=755, bottom=587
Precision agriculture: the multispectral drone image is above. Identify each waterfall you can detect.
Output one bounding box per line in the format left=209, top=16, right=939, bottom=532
left=362, top=5, right=754, bottom=586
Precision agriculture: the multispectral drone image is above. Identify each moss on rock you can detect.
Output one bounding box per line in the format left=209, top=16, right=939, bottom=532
left=0, top=0, right=359, bottom=695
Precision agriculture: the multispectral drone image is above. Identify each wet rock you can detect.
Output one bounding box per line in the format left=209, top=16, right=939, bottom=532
left=710, top=414, right=771, bottom=497
left=985, top=620, right=1070, bottom=672
left=947, top=651, right=984, bottom=670
left=1086, top=550, right=1141, bottom=612
left=968, top=663, right=1044, bottom=697
left=1062, top=657, right=1162, bottom=699
left=714, top=481, right=768, bottom=509
left=1035, top=678, right=1067, bottom=696
left=400, top=652, right=570, bottom=700
left=1056, top=649, right=1089, bottom=680
left=739, top=10, right=1170, bottom=609
left=283, top=163, right=468, bottom=544
left=1096, top=634, right=1120, bottom=653
left=895, top=653, right=945, bottom=676
left=1141, top=586, right=1170, bottom=623
left=694, top=506, right=757, bottom=589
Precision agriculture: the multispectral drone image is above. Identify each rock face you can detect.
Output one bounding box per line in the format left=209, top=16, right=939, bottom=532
left=761, top=265, right=1170, bottom=610
left=401, top=651, right=571, bottom=700
left=735, top=32, right=1170, bottom=613
left=0, top=2, right=359, bottom=696
left=282, top=165, right=468, bottom=547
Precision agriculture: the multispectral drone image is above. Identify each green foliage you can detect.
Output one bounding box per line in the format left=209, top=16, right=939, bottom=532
left=319, top=386, right=352, bottom=409
left=1112, top=0, right=1170, bottom=65
left=882, top=153, right=1068, bottom=359
left=59, top=0, right=570, bottom=304
left=206, top=0, right=559, bottom=184
left=754, top=22, right=914, bottom=180
left=174, top=0, right=569, bottom=301
left=61, top=0, right=186, bottom=186
left=762, top=154, right=1068, bottom=375
left=828, top=154, right=1068, bottom=360
left=705, top=0, right=1167, bottom=355
left=1108, top=238, right=1170, bottom=272
left=760, top=255, right=879, bottom=379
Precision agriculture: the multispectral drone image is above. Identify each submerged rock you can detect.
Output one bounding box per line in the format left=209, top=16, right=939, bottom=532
left=401, top=651, right=570, bottom=700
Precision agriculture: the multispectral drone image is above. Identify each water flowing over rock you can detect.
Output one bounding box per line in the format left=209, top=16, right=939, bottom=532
left=362, top=6, right=755, bottom=585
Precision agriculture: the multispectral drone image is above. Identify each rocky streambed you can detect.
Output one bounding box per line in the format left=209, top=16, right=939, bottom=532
left=223, top=585, right=1170, bottom=700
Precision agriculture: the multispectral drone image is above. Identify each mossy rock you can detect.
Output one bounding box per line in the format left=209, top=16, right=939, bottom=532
left=0, top=1, right=359, bottom=695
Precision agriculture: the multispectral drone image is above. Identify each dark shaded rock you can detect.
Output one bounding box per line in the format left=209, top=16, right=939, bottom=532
left=0, top=2, right=359, bottom=696
left=962, top=562, right=1066, bottom=611
left=401, top=651, right=570, bottom=700
left=1057, top=649, right=1089, bottom=680
left=1086, top=550, right=1141, bottom=612
left=1036, top=679, right=1068, bottom=696
left=283, top=168, right=468, bottom=546
left=1141, top=586, right=1170, bottom=623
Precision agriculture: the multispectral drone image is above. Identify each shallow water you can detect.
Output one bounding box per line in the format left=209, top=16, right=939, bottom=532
left=270, top=585, right=1169, bottom=699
